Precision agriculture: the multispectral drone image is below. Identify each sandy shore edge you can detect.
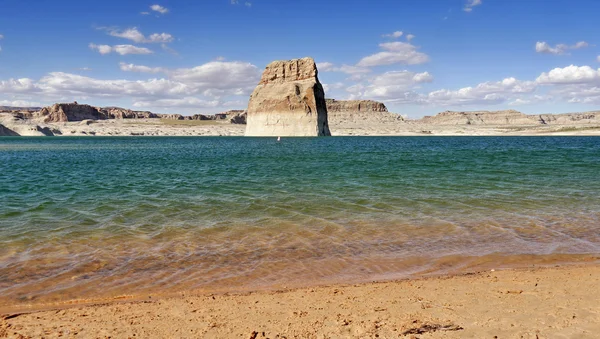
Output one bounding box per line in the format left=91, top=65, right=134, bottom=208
left=2, top=263, right=599, bottom=338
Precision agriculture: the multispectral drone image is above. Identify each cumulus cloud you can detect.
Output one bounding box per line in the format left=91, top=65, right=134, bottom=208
left=422, top=77, right=536, bottom=106
left=316, top=62, right=335, bottom=72
left=0, top=78, right=39, bottom=93
left=357, top=42, right=429, bottom=67
left=169, top=61, right=260, bottom=91
left=406, top=34, right=415, bottom=42
left=150, top=4, right=169, bottom=14
left=119, top=62, right=165, bottom=74
left=383, top=31, right=403, bottom=39
left=342, top=70, right=433, bottom=102
left=133, top=97, right=220, bottom=108
left=464, top=0, right=482, bottom=12
left=316, top=63, right=370, bottom=80
left=0, top=100, right=42, bottom=107
left=89, top=43, right=153, bottom=55
left=321, top=82, right=345, bottom=93
left=536, top=65, right=600, bottom=84
left=0, top=60, right=261, bottom=113
left=508, top=95, right=549, bottom=106
left=362, top=71, right=434, bottom=99
left=535, top=41, right=589, bottom=55
left=105, top=27, right=174, bottom=44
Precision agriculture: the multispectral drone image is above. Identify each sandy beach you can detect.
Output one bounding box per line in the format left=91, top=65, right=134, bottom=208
left=2, top=263, right=599, bottom=338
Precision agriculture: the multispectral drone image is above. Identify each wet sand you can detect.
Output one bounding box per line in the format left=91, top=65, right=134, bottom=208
left=2, top=263, right=599, bottom=338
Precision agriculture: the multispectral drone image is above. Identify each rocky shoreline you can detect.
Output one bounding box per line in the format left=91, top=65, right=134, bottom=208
left=1, top=101, right=600, bottom=137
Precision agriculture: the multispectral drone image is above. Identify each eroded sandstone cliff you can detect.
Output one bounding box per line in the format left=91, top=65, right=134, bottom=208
left=419, top=110, right=534, bottom=125
left=245, top=57, right=331, bottom=136
left=325, top=99, right=404, bottom=125
left=417, top=110, right=600, bottom=126
left=38, top=103, right=106, bottom=123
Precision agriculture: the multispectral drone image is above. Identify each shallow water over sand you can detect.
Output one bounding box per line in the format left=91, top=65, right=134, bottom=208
left=1, top=136, right=599, bottom=309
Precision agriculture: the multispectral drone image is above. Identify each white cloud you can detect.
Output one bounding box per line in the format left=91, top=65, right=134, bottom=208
left=0, top=60, right=263, bottom=112
left=322, top=82, right=345, bottom=93
left=231, top=0, right=252, bottom=6
left=383, top=31, right=403, bottom=39
left=535, top=41, right=589, bottom=55
left=0, top=34, right=4, bottom=40
left=89, top=43, right=153, bottom=55
left=161, top=43, right=178, bottom=55
left=140, top=11, right=150, bottom=15
left=336, top=65, right=371, bottom=75
left=0, top=100, right=42, bottom=107
left=464, top=0, right=482, bottom=12
left=150, top=4, right=169, bottom=14
left=0, top=78, right=39, bottom=93
left=508, top=95, right=548, bottom=106
left=133, top=97, right=220, bottom=108
left=357, top=41, right=429, bottom=67
left=119, top=62, right=165, bottom=74
left=351, top=71, right=434, bottom=100
left=406, top=34, right=415, bottom=42
left=106, top=27, right=174, bottom=44
left=170, top=61, right=260, bottom=91
left=316, top=62, right=335, bottom=72
left=597, top=55, right=600, bottom=63
left=536, top=65, right=600, bottom=84
left=36, top=72, right=191, bottom=98
left=423, top=77, right=536, bottom=106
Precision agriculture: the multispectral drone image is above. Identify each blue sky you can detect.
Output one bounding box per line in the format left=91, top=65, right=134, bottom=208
left=1, top=0, right=600, bottom=117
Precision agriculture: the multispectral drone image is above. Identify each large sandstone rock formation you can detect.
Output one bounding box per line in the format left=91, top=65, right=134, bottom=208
left=38, top=103, right=107, bottom=123
left=245, top=57, right=331, bottom=136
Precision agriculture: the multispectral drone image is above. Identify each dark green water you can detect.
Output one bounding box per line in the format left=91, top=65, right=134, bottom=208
left=1, top=136, right=599, bottom=308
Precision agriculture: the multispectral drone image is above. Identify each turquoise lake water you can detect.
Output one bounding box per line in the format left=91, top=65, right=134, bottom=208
left=1, top=136, right=599, bottom=308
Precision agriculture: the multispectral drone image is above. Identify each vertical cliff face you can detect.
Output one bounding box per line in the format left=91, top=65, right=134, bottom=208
left=245, top=57, right=331, bottom=137
left=38, top=103, right=107, bottom=123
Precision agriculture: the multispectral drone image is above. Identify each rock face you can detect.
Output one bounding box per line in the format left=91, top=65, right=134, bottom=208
left=102, top=107, right=158, bottom=119
left=418, top=110, right=600, bottom=125
left=419, top=110, right=535, bottom=125
left=325, top=99, right=404, bottom=125
left=325, top=99, right=388, bottom=113
left=537, top=112, right=600, bottom=125
left=245, top=57, right=331, bottom=136
left=0, top=123, right=19, bottom=136
left=38, top=103, right=107, bottom=123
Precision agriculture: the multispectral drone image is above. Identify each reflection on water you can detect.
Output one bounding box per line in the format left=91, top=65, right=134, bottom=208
left=0, top=136, right=599, bottom=310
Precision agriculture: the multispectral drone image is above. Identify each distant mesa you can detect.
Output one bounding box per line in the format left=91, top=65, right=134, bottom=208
left=417, top=110, right=600, bottom=125
left=245, top=57, right=331, bottom=137
left=25, top=102, right=247, bottom=124
left=325, top=99, right=389, bottom=113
